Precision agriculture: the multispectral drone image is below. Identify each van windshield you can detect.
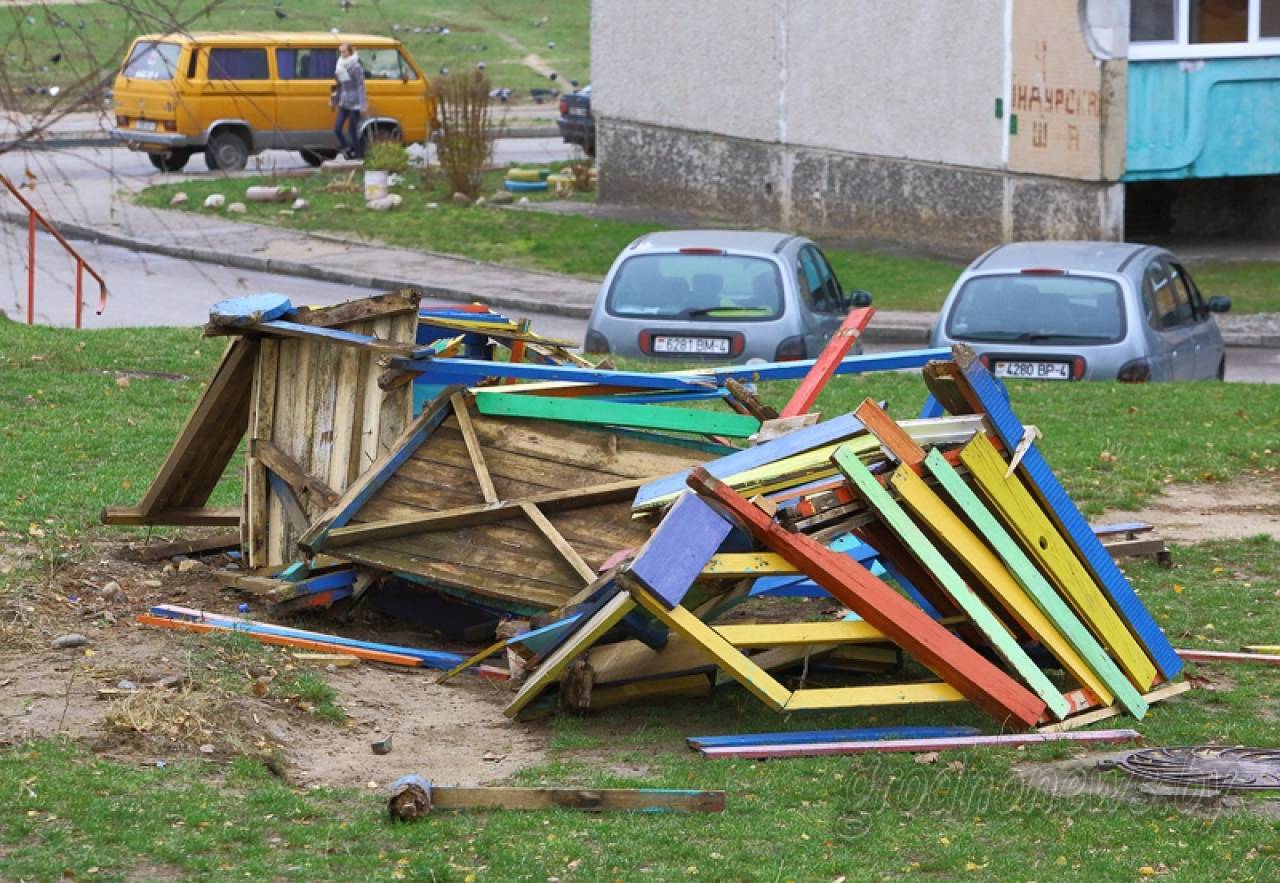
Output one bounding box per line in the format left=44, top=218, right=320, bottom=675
left=123, top=41, right=181, bottom=81
left=946, top=274, right=1126, bottom=344
left=606, top=254, right=784, bottom=321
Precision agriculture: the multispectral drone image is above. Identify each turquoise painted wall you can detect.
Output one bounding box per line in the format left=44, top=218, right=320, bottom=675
left=1125, top=57, right=1280, bottom=181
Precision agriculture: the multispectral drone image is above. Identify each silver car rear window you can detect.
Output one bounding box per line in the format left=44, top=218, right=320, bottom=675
left=946, top=274, right=1126, bottom=344
left=606, top=254, right=784, bottom=321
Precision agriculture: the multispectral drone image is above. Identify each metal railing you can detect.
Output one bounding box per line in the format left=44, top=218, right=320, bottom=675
left=1, top=173, right=108, bottom=328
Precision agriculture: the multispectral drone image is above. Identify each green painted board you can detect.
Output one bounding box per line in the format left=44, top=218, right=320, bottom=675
left=833, top=446, right=1072, bottom=720
left=924, top=450, right=1148, bottom=719
left=473, top=393, right=761, bottom=438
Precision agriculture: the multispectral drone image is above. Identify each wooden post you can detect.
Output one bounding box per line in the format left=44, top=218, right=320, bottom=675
left=780, top=307, right=875, bottom=418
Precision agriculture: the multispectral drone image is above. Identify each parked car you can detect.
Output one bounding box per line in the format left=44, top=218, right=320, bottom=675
left=584, top=231, right=872, bottom=362
left=930, top=242, right=1231, bottom=381
left=556, top=85, right=594, bottom=156
left=111, top=32, right=435, bottom=172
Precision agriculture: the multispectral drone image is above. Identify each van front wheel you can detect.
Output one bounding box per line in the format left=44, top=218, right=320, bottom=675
left=205, top=131, right=249, bottom=172
left=148, top=149, right=191, bottom=172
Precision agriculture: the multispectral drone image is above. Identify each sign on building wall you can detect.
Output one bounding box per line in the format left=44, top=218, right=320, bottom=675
left=1009, top=0, right=1125, bottom=181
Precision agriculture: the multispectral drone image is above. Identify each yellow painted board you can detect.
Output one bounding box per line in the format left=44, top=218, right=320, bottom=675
left=1244, top=645, right=1280, bottom=654
left=784, top=682, right=966, bottom=711
left=714, top=620, right=890, bottom=648
left=959, top=435, right=1158, bottom=690
left=889, top=465, right=1115, bottom=706
left=504, top=592, right=636, bottom=719
left=724, top=437, right=879, bottom=496
left=630, top=584, right=792, bottom=711
left=702, top=552, right=798, bottom=577
left=589, top=673, right=712, bottom=710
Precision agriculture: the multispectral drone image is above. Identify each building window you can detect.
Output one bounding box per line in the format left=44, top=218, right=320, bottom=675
left=1131, top=0, right=1280, bottom=57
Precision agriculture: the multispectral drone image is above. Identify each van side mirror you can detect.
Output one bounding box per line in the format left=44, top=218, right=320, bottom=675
left=1208, top=295, right=1231, bottom=313
left=848, top=289, right=873, bottom=308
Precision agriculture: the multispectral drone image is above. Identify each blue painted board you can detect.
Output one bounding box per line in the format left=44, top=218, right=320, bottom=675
left=627, top=492, right=732, bottom=609
left=918, top=394, right=944, bottom=419
left=209, top=294, right=293, bottom=326
left=680, top=348, right=949, bottom=384
left=392, top=357, right=717, bottom=391
left=259, top=319, right=397, bottom=348
left=687, top=725, right=981, bottom=749
left=956, top=354, right=1182, bottom=680
left=634, top=413, right=867, bottom=508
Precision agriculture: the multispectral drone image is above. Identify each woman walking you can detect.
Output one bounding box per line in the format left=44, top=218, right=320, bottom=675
left=332, top=42, right=367, bottom=159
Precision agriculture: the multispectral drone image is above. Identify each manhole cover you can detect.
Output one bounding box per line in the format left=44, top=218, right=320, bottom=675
left=1101, top=746, right=1280, bottom=792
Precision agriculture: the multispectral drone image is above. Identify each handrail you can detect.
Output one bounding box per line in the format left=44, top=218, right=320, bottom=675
left=0, top=173, right=108, bottom=328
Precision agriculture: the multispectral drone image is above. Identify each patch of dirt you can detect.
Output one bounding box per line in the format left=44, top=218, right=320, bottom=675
left=0, top=540, right=548, bottom=787
left=1100, top=477, right=1280, bottom=544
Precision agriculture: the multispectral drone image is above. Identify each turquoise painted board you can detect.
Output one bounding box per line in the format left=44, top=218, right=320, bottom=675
left=1126, top=57, right=1280, bottom=180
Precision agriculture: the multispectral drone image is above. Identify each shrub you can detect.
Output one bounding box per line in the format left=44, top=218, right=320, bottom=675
left=433, top=71, right=495, bottom=198
left=363, top=140, right=410, bottom=174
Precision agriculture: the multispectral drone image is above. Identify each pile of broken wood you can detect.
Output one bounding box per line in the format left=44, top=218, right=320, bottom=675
left=114, top=291, right=1189, bottom=742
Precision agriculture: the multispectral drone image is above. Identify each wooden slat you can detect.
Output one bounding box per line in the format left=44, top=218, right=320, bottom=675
left=713, top=620, right=892, bottom=647
left=423, top=784, right=725, bottom=813
left=959, top=434, right=1159, bottom=691
left=625, top=492, right=733, bottom=609
left=687, top=467, right=1047, bottom=729
left=101, top=507, right=239, bottom=526
left=924, top=449, right=1148, bottom=718
left=784, top=682, right=967, bottom=711
left=1039, top=681, right=1191, bottom=733
left=473, top=392, right=761, bottom=438
left=854, top=398, right=926, bottom=465
left=780, top=307, right=874, bottom=418
left=132, top=532, right=241, bottom=561
left=520, top=503, right=597, bottom=585
left=252, top=438, right=338, bottom=508
left=1177, top=649, right=1280, bottom=666
left=247, top=338, right=279, bottom=568
left=698, top=729, right=1142, bottom=759
left=452, top=393, right=498, bottom=504
left=289, top=288, right=421, bottom=327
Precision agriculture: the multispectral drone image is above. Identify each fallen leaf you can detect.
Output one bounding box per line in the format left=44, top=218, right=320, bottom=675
left=914, top=751, right=940, bottom=765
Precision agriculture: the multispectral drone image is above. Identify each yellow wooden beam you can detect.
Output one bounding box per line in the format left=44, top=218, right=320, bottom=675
left=889, top=464, right=1115, bottom=706
left=784, top=682, right=966, bottom=711
left=702, top=552, right=798, bottom=577
left=714, top=620, right=890, bottom=647
left=960, top=435, right=1158, bottom=690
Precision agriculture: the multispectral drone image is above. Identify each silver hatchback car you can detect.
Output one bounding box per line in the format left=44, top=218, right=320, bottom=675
left=584, top=230, right=872, bottom=362
left=930, top=242, right=1231, bottom=381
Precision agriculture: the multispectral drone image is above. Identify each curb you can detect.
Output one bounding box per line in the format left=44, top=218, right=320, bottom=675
left=1, top=208, right=1275, bottom=347
left=0, top=126, right=561, bottom=153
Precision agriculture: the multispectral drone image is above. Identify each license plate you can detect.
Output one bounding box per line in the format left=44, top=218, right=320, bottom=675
left=653, top=335, right=729, bottom=355
left=569, top=106, right=588, bottom=116
left=134, top=120, right=157, bottom=131
left=994, top=360, right=1070, bottom=380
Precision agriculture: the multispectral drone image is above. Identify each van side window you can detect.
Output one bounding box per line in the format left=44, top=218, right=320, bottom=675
left=208, top=48, right=269, bottom=80
left=362, top=48, right=418, bottom=80
left=186, top=48, right=199, bottom=79
left=276, top=48, right=338, bottom=80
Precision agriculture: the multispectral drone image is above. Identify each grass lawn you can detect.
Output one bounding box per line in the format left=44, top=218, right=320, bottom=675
left=0, top=0, right=588, bottom=107
left=2, top=323, right=1279, bottom=880
left=136, top=174, right=1280, bottom=314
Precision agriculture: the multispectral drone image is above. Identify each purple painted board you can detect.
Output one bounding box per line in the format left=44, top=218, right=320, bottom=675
left=625, top=492, right=733, bottom=609
left=698, top=728, right=1142, bottom=759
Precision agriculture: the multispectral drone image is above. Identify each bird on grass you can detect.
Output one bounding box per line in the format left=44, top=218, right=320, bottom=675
left=274, top=8, right=287, bottom=19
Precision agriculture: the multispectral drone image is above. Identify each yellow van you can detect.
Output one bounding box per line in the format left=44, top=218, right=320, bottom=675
left=111, top=32, right=434, bottom=172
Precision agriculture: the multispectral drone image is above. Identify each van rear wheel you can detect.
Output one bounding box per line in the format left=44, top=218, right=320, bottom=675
left=147, top=149, right=191, bottom=172
left=300, top=149, right=338, bottom=167
left=205, top=131, right=249, bottom=171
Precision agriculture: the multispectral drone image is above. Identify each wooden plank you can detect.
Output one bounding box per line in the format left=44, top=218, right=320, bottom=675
left=686, top=467, right=1047, bottom=729
left=393, top=356, right=719, bottom=391
left=208, top=293, right=294, bottom=327
left=625, top=492, right=733, bottom=609
left=378, top=312, right=416, bottom=452
left=626, top=583, right=793, bottom=711
left=688, top=725, right=980, bottom=749
left=958, top=434, right=1159, bottom=691
left=520, top=503, right=598, bottom=585
left=217, top=319, right=419, bottom=355
left=714, top=621, right=893, bottom=648
left=434, top=638, right=508, bottom=685
left=725, top=378, right=779, bottom=421
left=588, top=673, right=713, bottom=710
left=318, top=478, right=647, bottom=550
left=452, top=393, right=498, bottom=504
left=297, top=387, right=461, bottom=551
left=1039, top=681, right=1191, bottom=733
left=246, top=338, right=279, bottom=568
left=474, top=393, right=761, bottom=438
left=780, top=307, right=875, bottom=418
left=101, top=507, right=239, bottom=526
left=326, top=339, right=361, bottom=491
left=951, top=345, right=1183, bottom=681
left=675, top=347, right=950, bottom=384
left=1244, top=644, right=1280, bottom=654
left=889, top=463, right=1116, bottom=708
left=290, top=289, right=420, bottom=327
left=1177, top=649, right=1280, bottom=666
left=854, top=398, right=926, bottom=465
left=924, top=449, right=1148, bottom=718
left=703, top=552, right=799, bottom=577
left=698, top=728, right=1143, bottom=760
left=504, top=591, right=636, bottom=718
left=399, top=780, right=725, bottom=814
left=783, top=682, right=967, bottom=711
left=132, top=532, right=241, bottom=561
left=835, top=449, right=1071, bottom=719
left=252, top=438, right=338, bottom=509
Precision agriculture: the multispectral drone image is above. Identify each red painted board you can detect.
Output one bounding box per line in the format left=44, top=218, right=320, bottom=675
left=698, top=728, right=1141, bottom=759
left=779, top=307, right=875, bottom=418
left=686, top=468, right=1047, bottom=729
